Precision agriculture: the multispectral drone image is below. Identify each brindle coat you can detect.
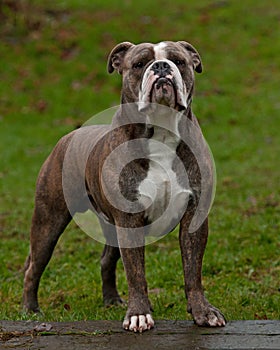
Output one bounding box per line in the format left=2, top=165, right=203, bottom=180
left=23, top=41, right=226, bottom=332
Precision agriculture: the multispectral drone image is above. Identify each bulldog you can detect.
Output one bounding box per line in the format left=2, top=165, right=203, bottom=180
left=23, top=41, right=226, bottom=332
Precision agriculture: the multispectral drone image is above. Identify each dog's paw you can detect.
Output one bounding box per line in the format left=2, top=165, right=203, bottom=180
left=123, top=314, right=154, bottom=333
left=188, top=294, right=226, bottom=327
left=104, top=296, right=125, bottom=307
left=193, top=305, right=226, bottom=327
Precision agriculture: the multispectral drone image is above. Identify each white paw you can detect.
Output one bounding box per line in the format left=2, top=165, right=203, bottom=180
left=123, top=314, right=155, bottom=332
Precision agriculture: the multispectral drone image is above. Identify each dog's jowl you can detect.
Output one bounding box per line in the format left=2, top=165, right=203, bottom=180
left=23, top=41, right=226, bottom=332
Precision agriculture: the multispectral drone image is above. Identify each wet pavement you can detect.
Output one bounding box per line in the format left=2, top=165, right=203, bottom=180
left=0, top=320, right=279, bottom=349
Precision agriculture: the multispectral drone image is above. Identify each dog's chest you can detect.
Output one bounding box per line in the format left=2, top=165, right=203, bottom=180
left=138, top=126, right=191, bottom=234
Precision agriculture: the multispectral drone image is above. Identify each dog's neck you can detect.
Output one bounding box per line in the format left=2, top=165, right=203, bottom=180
left=113, top=93, right=194, bottom=139
left=111, top=103, right=152, bottom=140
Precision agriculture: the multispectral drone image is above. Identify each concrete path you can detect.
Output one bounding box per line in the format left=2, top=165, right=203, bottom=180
left=0, top=320, right=279, bottom=349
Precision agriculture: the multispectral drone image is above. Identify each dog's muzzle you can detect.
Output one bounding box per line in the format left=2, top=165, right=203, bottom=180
left=139, top=60, right=188, bottom=111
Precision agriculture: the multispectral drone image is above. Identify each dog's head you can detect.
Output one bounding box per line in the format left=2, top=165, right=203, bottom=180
left=107, top=41, right=202, bottom=111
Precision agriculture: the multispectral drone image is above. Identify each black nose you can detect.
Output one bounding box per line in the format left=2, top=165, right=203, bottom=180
left=151, top=61, right=171, bottom=77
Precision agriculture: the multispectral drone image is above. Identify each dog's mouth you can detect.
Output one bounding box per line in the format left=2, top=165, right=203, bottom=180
left=150, top=77, right=176, bottom=108
left=139, top=71, right=188, bottom=113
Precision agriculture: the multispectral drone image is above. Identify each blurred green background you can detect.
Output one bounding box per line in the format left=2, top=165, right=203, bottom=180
left=0, top=0, right=279, bottom=321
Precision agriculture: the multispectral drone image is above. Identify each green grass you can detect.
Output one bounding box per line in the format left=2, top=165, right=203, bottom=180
left=0, top=0, right=279, bottom=322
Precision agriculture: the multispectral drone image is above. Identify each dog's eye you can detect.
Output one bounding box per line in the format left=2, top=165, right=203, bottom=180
left=173, top=59, right=185, bottom=67
left=133, top=62, right=144, bottom=69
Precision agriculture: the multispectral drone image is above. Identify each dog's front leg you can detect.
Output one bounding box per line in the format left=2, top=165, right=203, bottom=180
left=120, top=246, right=154, bottom=332
left=179, top=216, right=226, bottom=327
left=116, top=222, right=154, bottom=332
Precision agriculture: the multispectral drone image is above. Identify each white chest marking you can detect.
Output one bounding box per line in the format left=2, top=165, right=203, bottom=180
left=138, top=115, right=192, bottom=235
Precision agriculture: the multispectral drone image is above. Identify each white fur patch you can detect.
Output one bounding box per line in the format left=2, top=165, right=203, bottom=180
left=154, top=42, right=167, bottom=60
left=138, top=113, right=192, bottom=235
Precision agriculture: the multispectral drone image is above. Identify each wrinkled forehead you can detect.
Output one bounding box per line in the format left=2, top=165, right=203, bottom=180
left=127, top=42, right=188, bottom=62
left=153, top=41, right=187, bottom=60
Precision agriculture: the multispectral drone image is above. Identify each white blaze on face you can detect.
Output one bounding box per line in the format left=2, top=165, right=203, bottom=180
left=153, top=42, right=168, bottom=60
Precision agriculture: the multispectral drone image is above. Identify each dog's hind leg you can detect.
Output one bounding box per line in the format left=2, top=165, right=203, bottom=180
left=100, top=219, right=123, bottom=306
left=23, top=199, right=72, bottom=313
left=23, top=142, right=74, bottom=313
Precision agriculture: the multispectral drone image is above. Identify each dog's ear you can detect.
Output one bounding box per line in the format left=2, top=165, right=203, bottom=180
left=107, top=42, right=135, bottom=74
left=177, top=41, right=203, bottom=73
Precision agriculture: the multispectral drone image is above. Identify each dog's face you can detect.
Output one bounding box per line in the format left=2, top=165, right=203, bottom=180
left=107, top=41, right=202, bottom=111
